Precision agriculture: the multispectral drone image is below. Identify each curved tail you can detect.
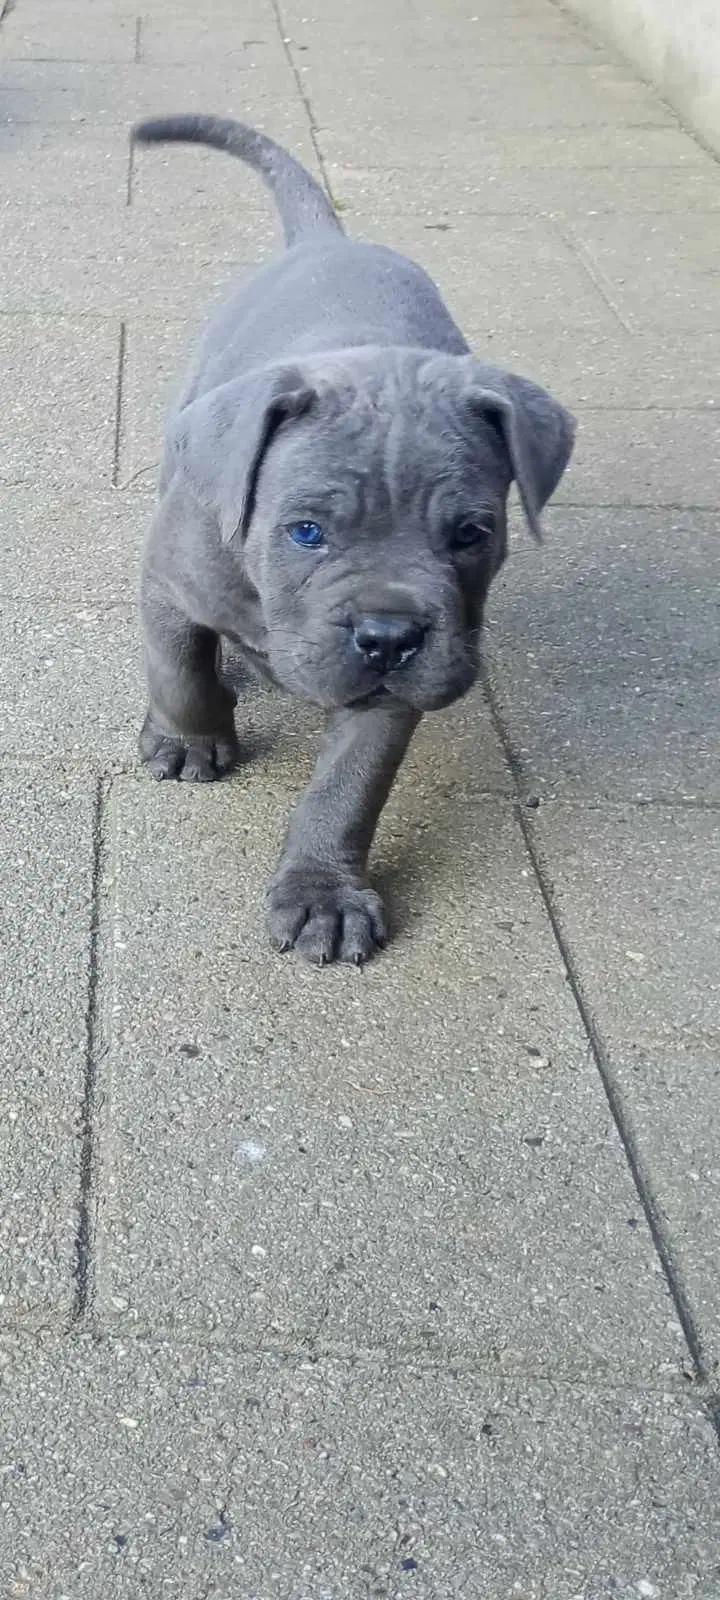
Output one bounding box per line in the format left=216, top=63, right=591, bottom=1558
left=131, top=114, right=342, bottom=248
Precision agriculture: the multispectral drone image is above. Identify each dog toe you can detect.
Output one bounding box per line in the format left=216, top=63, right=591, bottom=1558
left=145, top=735, right=186, bottom=780
left=266, top=871, right=386, bottom=966
left=338, top=903, right=385, bottom=965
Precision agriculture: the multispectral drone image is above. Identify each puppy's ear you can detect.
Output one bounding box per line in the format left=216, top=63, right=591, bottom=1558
left=169, top=366, right=314, bottom=543
left=469, top=368, right=575, bottom=542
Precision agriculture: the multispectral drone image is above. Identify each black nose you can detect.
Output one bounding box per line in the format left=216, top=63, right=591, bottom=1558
left=352, top=613, right=427, bottom=673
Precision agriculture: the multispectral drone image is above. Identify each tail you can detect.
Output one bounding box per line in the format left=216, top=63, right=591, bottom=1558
left=131, top=114, right=343, bottom=247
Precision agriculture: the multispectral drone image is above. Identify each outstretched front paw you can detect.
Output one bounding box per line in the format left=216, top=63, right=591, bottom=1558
left=266, top=865, right=387, bottom=966
left=139, top=714, right=240, bottom=783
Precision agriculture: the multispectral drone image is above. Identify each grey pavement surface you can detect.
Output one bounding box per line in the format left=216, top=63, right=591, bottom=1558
left=1, top=0, right=719, bottom=1595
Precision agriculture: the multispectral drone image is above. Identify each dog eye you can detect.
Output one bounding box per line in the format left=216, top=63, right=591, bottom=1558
left=451, top=516, right=495, bottom=550
left=288, top=520, right=325, bottom=549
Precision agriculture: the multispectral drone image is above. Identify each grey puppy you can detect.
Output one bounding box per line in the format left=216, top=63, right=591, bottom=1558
left=133, top=115, right=575, bottom=966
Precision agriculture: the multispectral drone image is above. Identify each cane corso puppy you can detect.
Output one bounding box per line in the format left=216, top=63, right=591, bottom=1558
left=133, top=115, right=575, bottom=965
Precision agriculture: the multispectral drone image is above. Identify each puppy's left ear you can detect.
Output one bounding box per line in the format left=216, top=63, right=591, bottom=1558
left=470, top=369, right=576, bottom=542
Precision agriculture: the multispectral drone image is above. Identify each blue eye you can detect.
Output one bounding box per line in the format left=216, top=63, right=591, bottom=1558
left=288, top=521, right=324, bottom=548
left=451, top=515, right=496, bottom=550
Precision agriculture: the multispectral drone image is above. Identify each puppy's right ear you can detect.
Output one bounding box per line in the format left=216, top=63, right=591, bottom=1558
left=168, top=366, right=314, bottom=542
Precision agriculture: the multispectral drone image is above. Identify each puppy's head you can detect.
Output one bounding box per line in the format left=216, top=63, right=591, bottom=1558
left=170, top=348, right=574, bottom=710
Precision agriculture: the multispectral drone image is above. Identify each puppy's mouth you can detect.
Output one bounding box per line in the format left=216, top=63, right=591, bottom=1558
left=344, top=674, right=475, bottom=714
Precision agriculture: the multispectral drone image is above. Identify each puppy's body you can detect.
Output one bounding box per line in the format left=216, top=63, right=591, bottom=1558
left=135, top=115, right=575, bottom=964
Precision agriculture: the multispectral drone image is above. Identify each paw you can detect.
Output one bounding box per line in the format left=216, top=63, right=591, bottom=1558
left=139, top=715, right=240, bottom=783
left=266, top=866, right=387, bottom=966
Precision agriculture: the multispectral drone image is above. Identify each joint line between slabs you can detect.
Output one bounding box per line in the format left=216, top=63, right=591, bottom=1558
left=73, top=774, right=111, bottom=1324
left=112, top=321, right=127, bottom=487
left=269, top=0, right=337, bottom=207
left=482, top=669, right=711, bottom=1392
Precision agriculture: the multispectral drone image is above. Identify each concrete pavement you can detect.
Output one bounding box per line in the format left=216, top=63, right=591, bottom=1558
left=1, top=0, right=719, bottom=1594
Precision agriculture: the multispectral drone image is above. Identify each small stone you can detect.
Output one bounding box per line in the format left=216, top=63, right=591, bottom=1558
left=204, top=1521, right=229, bottom=1543
left=234, top=1139, right=267, bottom=1164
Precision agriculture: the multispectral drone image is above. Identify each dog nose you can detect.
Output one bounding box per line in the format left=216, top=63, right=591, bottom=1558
left=352, top=613, right=426, bottom=673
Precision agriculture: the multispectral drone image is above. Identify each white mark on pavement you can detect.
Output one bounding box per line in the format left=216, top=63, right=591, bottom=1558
left=234, top=1139, right=267, bottom=1164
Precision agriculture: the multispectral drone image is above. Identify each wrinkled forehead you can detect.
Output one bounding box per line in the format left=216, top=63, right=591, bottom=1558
left=257, top=384, right=512, bottom=523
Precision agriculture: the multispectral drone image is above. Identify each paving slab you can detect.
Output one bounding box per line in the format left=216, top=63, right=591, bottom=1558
left=0, top=487, right=151, bottom=603
left=328, top=158, right=720, bottom=218
left=279, top=0, right=590, bottom=27
left=0, top=4, right=284, bottom=67
left=0, top=5, right=137, bottom=62
left=0, top=313, right=119, bottom=488
left=129, top=137, right=322, bottom=220
left=95, top=769, right=679, bottom=1372
left=555, top=408, right=720, bottom=507
left=0, top=122, right=128, bottom=208
left=327, top=123, right=714, bottom=177
left=1, top=1335, right=719, bottom=1599
left=565, top=212, right=720, bottom=334
left=352, top=212, right=620, bottom=342
left=0, top=57, right=303, bottom=127
left=0, top=777, right=95, bottom=1327
left=0, top=600, right=140, bottom=769
left=284, top=8, right=609, bottom=66
left=136, top=0, right=279, bottom=22
left=136, top=16, right=286, bottom=68
left=305, top=65, right=674, bottom=163
left=527, top=801, right=720, bottom=1374
left=116, top=317, right=191, bottom=486
left=459, top=330, right=720, bottom=410
left=486, top=508, right=720, bottom=802
left=0, top=195, right=285, bottom=316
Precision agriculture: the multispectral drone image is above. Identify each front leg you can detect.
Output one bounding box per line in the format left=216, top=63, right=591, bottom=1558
left=139, top=572, right=240, bottom=782
left=267, top=698, right=420, bottom=965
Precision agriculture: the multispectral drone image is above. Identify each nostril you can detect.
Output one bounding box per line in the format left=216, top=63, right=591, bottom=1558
left=352, top=614, right=427, bottom=670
